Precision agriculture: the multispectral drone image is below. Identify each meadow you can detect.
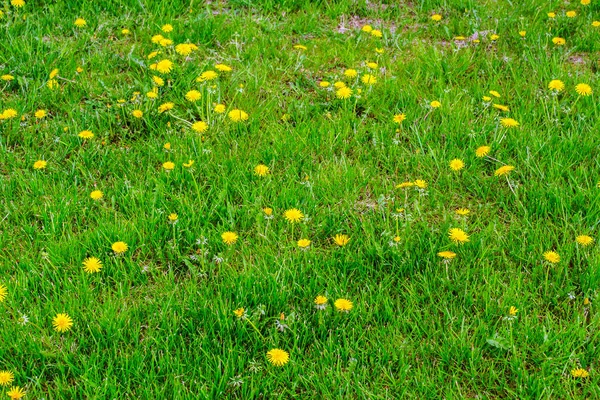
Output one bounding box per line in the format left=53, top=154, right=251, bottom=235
left=1, top=0, right=600, bottom=398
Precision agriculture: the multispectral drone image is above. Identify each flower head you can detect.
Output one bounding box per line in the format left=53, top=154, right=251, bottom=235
left=334, top=298, right=353, bottom=312
left=449, top=159, right=464, bottom=171
left=0, top=285, right=6, bottom=302
left=431, top=14, right=442, bottom=21
left=552, top=37, right=565, bottom=46
left=158, top=102, right=174, bottom=113
left=35, top=109, right=47, bottom=119
left=576, top=235, right=594, bottom=246
left=228, top=109, right=249, bottom=122
left=155, top=59, right=173, bottom=74
left=508, top=306, right=518, bottom=316
left=233, top=308, right=245, bottom=318
left=414, top=179, right=427, bottom=189
left=83, top=257, right=102, bottom=273
left=344, top=69, right=357, bottom=78
left=566, top=10, right=577, bottom=18
left=254, top=164, right=269, bottom=177
left=495, top=165, right=515, bottom=176
left=132, top=110, right=143, bottom=118
left=284, top=208, right=303, bottom=223
left=197, top=70, right=218, bottom=82
left=162, top=161, right=175, bottom=170
left=437, top=251, right=456, bottom=259
left=74, top=18, right=86, bottom=27
left=543, top=251, right=560, bottom=264
left=575, top=83, right=592, bottom=96
left=222, top=231, right=238, bottom=245
left=297, top=239, right=311, bottom=248
left=7, top=386, right=25, bottom=400
left=314, top=295, right=328, bottom=310
left=0, top=371, right=14, bottom=387
left=449, top=228, right=469, bottom=244
left=571, top=368, right=589, bottom=378
left=112, top=241, right=128, bottom=254
left=336, top=86, right=352, bottom=99
left=500, top=118, right=519, bottom=128
left=191, top=121, right=208, bottom=133
left=361, top=74, right=377, bottom=85
left=430, top=100, right=441, bottom=108
left=548, top=80, right=565, bottom=92
left=78, top=130, right=94, bottom=139
left=11, top=0, right=25, bottom=7
left=476, top=145, right=491, bottom=158
left=266, top=349, right=290, bottom=367
left=393, top=113, right=406, bottom=124
left=34, top=160, right=47, bottom=170
left=52, top=313, right=73, bottom=332
left=455, top=208, right=470, bottom=216
left=333, top=234, right=350, bottom=246
left=185, top=90, right=201, bottom=102
left=214, top=104, right=226, bottom=113
left=215, top=64, right=232, bottom=72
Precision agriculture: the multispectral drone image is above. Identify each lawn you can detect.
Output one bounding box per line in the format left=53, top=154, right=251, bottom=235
left=1, top=0, right=600, bottom=398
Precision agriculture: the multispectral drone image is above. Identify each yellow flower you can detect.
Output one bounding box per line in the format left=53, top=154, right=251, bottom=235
left=552, top=37, right=565, bottom=46
left=334, top=298, right=353, bottom=312
left=228, top=109, right=249, bottom=122
left=152, top=75, right=164, bottom=86
left=393, top=114, right=406, bottom=124
left=508, top=306, right=518, bottom=316
left=214, top=104, right=226, bottom=113
left=146, top=87, right=158, bottom=99
left=396, top=181, right=414, bottom=189
left=11, top=0, right=25, bottom=7
left=33, top=160, right=47, bottom=170
left=489, top=90, right=501, bottom=98
left=375, top=48, right=384, bottom=54
left=162, top=161, right=175, bottom=170
left=168, top=213, right=178, bottom=222
left=132, top=110, right=143, bottom=118
left=593, top=21, right=600, bottom=27
left=431, top=14, right=442, bottom=21
left=314, top=295, right=328, bottom=309
left=74, top=18, right=86, bottom=27
left=215, top=64, right=232, bottom=72
left=52, top=313, right=74, bottom=332
left=266, top=349, right=290, bottom=367
left=370, top=29, right=382, bottom=38
left=361, top=25, right=373, bottom=33
left=155, top=59, right=173, bottom=74
left=576, top=235, right=594, bottom=246
left=185, top=90, right=201, bottom=102
left=6, top=386, right=26, bottom=399
left=47, top=79, right=59, bottom=89
left=519, top=31, right=526, bottom=37
left=475, top=145, right=491, bottom=158
left=482, top=96, right=492, bottom=102
left=571, top=368, right=589, bottom=378
left=500, top=118, right=519, bottom=128
left=35, top=109, right=47, bottom=119
left=233, top=308, right=245, bottom=318
left=175, top=43, right=196, bottom=56
left=158, top=102, right=174, bottom=113
left=147, top=51, right=159, bottom=59
left=361, top=74, right=377, bottom=85
left=333, top=81, right=346, bottom=89
left=319, top=81, right=330, bottom=88
left=254, top=164, right=269, bottom=177
left=449, top=228, right=469, bottom=244
left=197, top=70, right=218, bottom=82
left=78, top=130, right=94, bottom=139
left=581, top=0, right=590, bottom=4
left=437, top=251, right=456, bottom=259
left=161, top=23, right=173, bottom=32
left=548, top=80, right=565, bottom=91
left=191, top=121, right=208, bottom=133
left=455, top=208, right=470, bottom=216
left=336, top=86, right=352, bottom=99
left=0, top=285, right=6, bottom=302
left=151, top=34, right=164, bottom=44
left=493, top=104, right=509, bottom=112
left=366, top=62, right=378, bottom=69
left=575, top=83, right=592, bottom=96
left=222, top=231, right=238, bottom=245
left=414, top=179, right=427, bottom=189
left=490, top=34, right=500, bottom=40
left=263, top=207, right=273, bottom=216
left=449, top=159, right=465, bottom=171
left=183, top=160, right=194, bottom=168
left=547, top=12, right=556, bottom=18
left=494, top=165, right=515, bottom=176
left=0, top=371, right=14, bottom=386
left=297, top=238, right=311, bottom=248
left=2, top=109, right=18, bottom=119
left=430, top=100, right=441, bottom=108
left=293, top=44, right=307, bottom=50
left=333, top=234, right=350, bottom=246
left=543, top=251, right=560, bottom=264
left=1, top=75, right=14, bottom=81
left=83, top=257, right=102, bottom=273
left=112, top=241, right=128, bottom=254
left=90, top=190, right=103, bottom=200
left=284, top=208, right=303, bottom=223
left=566, top=10, right=576, bottom=18
left=121, top=28, right=130, bottom=35
left=344, top=69, right=357, bottom=78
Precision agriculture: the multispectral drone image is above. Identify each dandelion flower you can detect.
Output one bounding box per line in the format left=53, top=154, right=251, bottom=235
left=52, top=313, right=73, bottom=332
left=493, top=104, right=510, bottom=112
left=449, top=228, right=469, bottom=244
left=197, top=70, right=218, bottom=82
left=233, top=308, right=245, bottom=318
left=90, top=190, right=103, bottom=200
left=543, top=251, right=560, bottom=264
left=494, top=165, right=515, bottom=176
left=571, top=368, right=589, bottom=378
left=33, top=160, right=47, bottom=170
left=228, top=109, right=249, bottom=122
left=449, top=159, right=465, bottom=171
left=112, top=241, right=128, bottom=254
left=335, top=86, right=352, bottom=99
left=582, top=0, right=591, bottom=5
left=47, top=79, right=58, bottom=90
left=430, top=100, right=441, bottom=108
left=35, top=109, right=47, bottom=119
left=132, top=110, right=143, bottom=118
left=74, top=18, right=86, bottom=27
left=284, top=208, right=303, bottom=223
left=575, top=83, right=592, bottom=96
left=483, top=96, right=492, bottom=102
left=163, top=161, right=175, bottom=170
left=489, top=90, right=501, bottom=98
left=121, top=28, right=130, bottom=35
left=152, top=75, right=164, bottom=86
left=83, top=257, right=102, bottom=273
left=222, top=231, right=238, bottom=245
left=266, top=349, right=290, bottom=367
left=414, top=179, right=427, bottom=189
left=552, top=37, right=565, bottom=46
left=183, top=160, right=194, bottom=168
left=0, top=371, right=14, bottom=386
left=455, top=208, right=470, bottom=216
left=11, top=0, right=25, bottom=7
left=548, top=80, right=565, bottom=92
left=155, top=59, right=173, bottom=74
left=393, top=113, right=406, bottom=124
left=214, top=104, right=226, bottom=113
left=1, top=75, right=15, bottom=81
left=508, top=306, right=518, bottom=316
left=7, top=386, right=25, bottom=400
left=175, top=43, right=195, bottom=56
left=333, top=234, right=350, bottom=246
left=593, top=21, right=600, bottom=27
left=254, top=164, right=269, bottom=177
left=314, top=295, right=328, bottom=310
left=475, top=145, right=490, bottom=157
left=215, top=64, right=232, bottom=72
left=185, top=90, right=201, bottom=102
left=437, top=251, right=456, bottom=259
left=297, top=239, right=311, bottom=248
left=334, top=298, right=353, bottom=312
left=490, top=34, right=500, bottom=40
left=168, top=213, right=178, bottom=222
left=293, top=44, right=307, bottom=50
left=319, top=81, right=330, bottom=88
left=78, top=130, right=94, bottom=139
left=431, top=14, right=442, bottom=21
left=2, top=109, right=18, bottom=119
left=566, top=11, right=577, bottom=18
left=396, top=181, right=414, bottom=189
left=344, top=69, right=357, bottom=78
left=361, top=74, right=377, bottom=85
left=519, top=31, right=526, bottom=37
left=191, top=121, right=208, bottom=133
left=161, top=23, right=173, bottom=32
left=158, top=102, right=174, bottom=113
left=576, top=235, right=594, bottom=246
left=0, top=285, right=6, bottom=302
left=371, top=29, right=382, bottom=37
left=500, top=118, right=519, bottom=127
left=361, top=25, right=373, bottom=33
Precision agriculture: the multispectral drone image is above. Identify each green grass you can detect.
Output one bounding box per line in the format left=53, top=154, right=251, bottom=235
left=1, top=0, right=600, bottom=398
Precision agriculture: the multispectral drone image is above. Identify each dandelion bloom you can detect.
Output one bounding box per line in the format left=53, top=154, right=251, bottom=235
left=493, top=104, right=509, bottom=112
left=214, top=104, right=226, bottom=113
left=121, top=28, right=130, bottom=35
left=430, top=100, right=441, bottom=108
left=449, top=228, right=469, bottom=244
left=90, top=190, right=103, bottom=200
left=183, top=160, right=194, bottom=168
left=500, top=118, right=519, bottom=127
left=33, top=160, right=47, bottom=169
left=185, top=90, right=201, bottom=102
left=490, top=34, right=499, bottom=40
left=566, top=10, right=576, bottom=18
left=132, top=110, right=143, bottom=118
left=6, top=386, right=25, bottom=400
left=344, top=69, right=357, bottom=78
left=263, top=207, right=273, bottom=217
left=334, top=298, right=353, bottom=312
left=396, top=182, right=414, bottom=189
left=482, top=96, right=492, bottom=102
left=0, top=371, right=14, bottom=386
left=361, top=25, right=373, bottom=32
left=47, top=79, right=59, bottom=89
left=233, top=308, right=245, bottom=318
left=333, top=234, right=350, bottom=246
left=475, top=145, right=490, bottom=157
left=576, top=235, right=594, bottom=246
left=52, top=313, right=73, bottom=332
left=336, top=86, right=352, bottom=99
left=11, top=0, right=25, bottom=7
left=393, top=113, right=406, bottom=124
left=593, top=21, right=600, bottom=27
left=431, top=14, right=442, bottom=21
left=543, top=251, right=560, bottom=264
left=161, top=23, right=173, bottom=32
left=297, top=239, right=311, bottom=248
left=1, top=75, right=15, bottom=81
left=254, top=164, right=269, bottom=177
left=112, top=241, right=128, bottom=254
left=319, top=81, right=330, bottom=88
left=152, top=75, right=164, bottom=86
left=222, top=231, right=238, bottom=245
left=366, top=62, right=378, bottom=69
left=266, top=349, right=290, bottom=367
left=168, top=213, right=178, bottom=222
left=314, top=295, right=328, bottom=310
left=0, top=284, right=6, bottom=302
left=575, top=83, right=592, bottom=96
left=158, top=102, right=174, bottom=113
left=197, top=70, right=218, bottom=82
left=83, top=257, right=102, bottom=273
left=175, top=43, right=196, bottom=56
left=571, top=368, right=589, bottom=378
left=284, top=208, right=303, bottom=223
left=455, top=208, right=470, bottom=216
left=449, top=159, right=464, bottom=171
left=494, top=165, right=515, bottom=176
left=35, top=109, right=47, bottom=119
left=215, top=64, right=232, bottom=72
left=191, top=121, right=208, bottom=133
left=228, top=109, right=249, bottom=122
left=437, top=251, right=456, bottom=259
left=552, top=37, right=565, bottom=46
left=546, top=11, right=555, bottom=17
left=370, top=29, right=382, bottom=37
left=508, top=306, right=518, bottom=316
left=414, top=179, right=427, bottom=189
left=582, top=0, right=591, bottom=5
left=361, top=74, right=377, bottom=85
left=74, top=18, right=86, bottom=27
left=155, top=59, right=173, bottom=74
left=78, top=130, right=94, bottom=139
left=2, top=109, right=18, bottom=119
left=548, top=80, right=565, bottom=92
left=489, top=90, right=501, bottom=98
left=162, top=161, right=175, bottom=170
left=519, top=31, right=526, bottom=37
